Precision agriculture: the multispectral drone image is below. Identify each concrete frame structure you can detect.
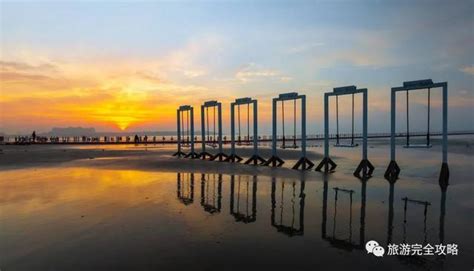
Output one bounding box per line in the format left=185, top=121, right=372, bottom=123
left=225, top=97, right=265, bottom=164
left=200, top=100, right=228, bottom=161
left=384, top=79, right=449, bottom=187
left=173, top=105, right=198, bottom=158
left=263, top=92, right=314, bottom=170
left=316, top=86, right=374, bottom=179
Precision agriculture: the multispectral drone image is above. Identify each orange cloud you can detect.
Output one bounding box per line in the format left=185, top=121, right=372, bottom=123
left=460, top=65, right=474, bottom=75
left=0, top=58, right=215, bottom=133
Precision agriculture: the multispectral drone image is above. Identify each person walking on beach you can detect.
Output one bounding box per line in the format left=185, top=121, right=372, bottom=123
left=32, top=131, right=36, bottom=143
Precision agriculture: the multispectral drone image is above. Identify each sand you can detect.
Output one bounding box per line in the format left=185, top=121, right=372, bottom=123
left=1, top=136, right=472, bottom=184
left=0, top=143, right=325, bottom=177
left=0, top=137, right=473, bottom=270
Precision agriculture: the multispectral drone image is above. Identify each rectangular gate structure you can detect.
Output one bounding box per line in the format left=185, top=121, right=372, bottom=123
left=263, top=92, right=314, bottom=170
left=316, top=86, right=374, bottom=179
left=225, top=97, right=266, bottom=164
left=173, top=105, right=197, bottom=158
left=200, top=100, right=228, bottom=161
left=384, top=79, right=449, bottom=187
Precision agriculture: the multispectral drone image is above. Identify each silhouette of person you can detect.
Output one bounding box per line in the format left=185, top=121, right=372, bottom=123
left=32, top=131, right=36, bottom=142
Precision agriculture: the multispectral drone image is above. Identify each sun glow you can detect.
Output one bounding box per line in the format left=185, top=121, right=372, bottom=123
left=0, top=58, right=205, bottom=133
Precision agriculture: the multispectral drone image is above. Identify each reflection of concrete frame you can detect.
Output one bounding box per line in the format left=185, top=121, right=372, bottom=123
left=173, top=105, right=198, bottom=158
left=321, top=178, right=367, bottom=251
left=230, top=175, right=257, bottom=223
left=177, top=173, right=194, bottom=205
left=384, top=79, right=449, bottom=187
left=264, top=92, right=314, bottom=170
left=226, top=97, right=265, bottom=164
left=200, top=174, right=222, bottom=214
left=316, top=86, right=374, bottom=179
left=401, top=197, right=431, bottom=244
left=386, top=189, right=444, bottom=268
left=200, top=101, right=228, bottom=161
left=270, top=179, right=305, bottom=236
left=386, top=184, right=446, bottom=247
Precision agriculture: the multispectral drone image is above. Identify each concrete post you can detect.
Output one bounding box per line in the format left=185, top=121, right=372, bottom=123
left=301, top=95, right=307, bottom=158
left=324, top=93, right=329, bottom=159
left=272, top=98, right=277, bottom=157
left=218, top=103, right=223, bottom=154
left=190, top=107, right=195, bottom=154
left=230, top=102, right=235, bottom=156
left=253, top=100, right=258, bottom=156
left=177, top=109, right=181, bottom=153
left=201, top=105, right=205, bottom=154
left=363, top=89, right=368, bottom=160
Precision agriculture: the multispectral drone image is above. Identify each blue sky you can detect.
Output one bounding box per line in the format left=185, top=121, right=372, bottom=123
left=0, top=0, right=472, bottom=134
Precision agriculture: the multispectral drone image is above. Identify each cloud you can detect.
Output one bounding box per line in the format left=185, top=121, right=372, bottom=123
left=314, top=32, right=396, bottom=68
left=0, top=60, right=59, bottom=83
left=0, top=60, right=57, bottom=73
left=0, top=54, right=219, bottom=133
left=135, top=70, right=167, bottom=84
left=0, top=72, right=52, bottom=81
left=180, top=68, right=206, bottom=78
left=460, top=65, right=474, bottom=75
left=279, top=76, right=293, bottom=83
left=235, top=63, right=292, bottom=83
left=155, top=34, right=225, bottom=80
left=322, top=49, right=392, bottom=67
left=288, top=42, right=325, bottom=54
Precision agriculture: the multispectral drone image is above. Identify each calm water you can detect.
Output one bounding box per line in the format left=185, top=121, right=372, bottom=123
left=1, top=166, right=472, bottom=270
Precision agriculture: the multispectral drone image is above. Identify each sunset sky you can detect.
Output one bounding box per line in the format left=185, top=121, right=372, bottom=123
left=1, top=1, right=472, bottom=135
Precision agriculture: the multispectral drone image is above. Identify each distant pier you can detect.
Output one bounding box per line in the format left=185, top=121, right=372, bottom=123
left=3, top=131, right=473, bottom=145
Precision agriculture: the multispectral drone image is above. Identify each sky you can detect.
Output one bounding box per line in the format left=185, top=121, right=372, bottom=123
left=0, top=0, right=473, bottom=135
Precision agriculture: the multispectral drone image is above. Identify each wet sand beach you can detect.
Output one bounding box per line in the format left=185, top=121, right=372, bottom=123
left=0, top=137, right=473, bottom=270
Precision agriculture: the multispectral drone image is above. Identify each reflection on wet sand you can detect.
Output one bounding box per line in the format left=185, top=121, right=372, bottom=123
left=200, top=173, right=222, bottom=214
left=439, top=189, right=446, bottom=245
left=321, top=176, right=366, bottom=251
left=385, top=178, right=448, bottom=268
left=270, top=178, right=305, bottom=236
left=175, top=172, right=453, bottom=269
left=387, top=182, right=395, bottom=245
left=177, top=173, right=194, bottom=205
left=175, top=172, right=449, bottom=253
left=230, top=175, right=257, bottom=223
left=437, top=189, right=447, bottom=267
left=1, top=167, right=468, bottom=270
left=402, top=196, right=430, bottom=244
